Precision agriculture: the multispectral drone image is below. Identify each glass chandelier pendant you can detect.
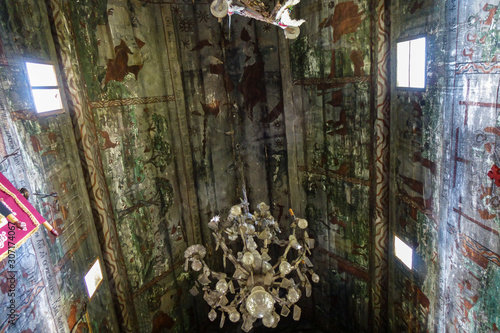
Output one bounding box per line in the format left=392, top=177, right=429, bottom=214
left=184, top=197, right=319, bottom=332
left=246, top=286, right=275, bottom=318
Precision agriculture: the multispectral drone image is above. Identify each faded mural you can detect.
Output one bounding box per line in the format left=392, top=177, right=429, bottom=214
left=390, top=0, right=500, bottom=332
left=0, top=0, right=118, bottom=332
left=289, top=0, right=374, bottom=331
left=1, top=0, right=500, bottom=332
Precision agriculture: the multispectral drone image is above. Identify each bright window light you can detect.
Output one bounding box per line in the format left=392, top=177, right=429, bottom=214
left=397, top=41, right=410, bottom=87
left=25, top=62, right=64, bottom=115
left=397, top=37, right=426, bottom=89
left=394, top=235, right=413, bottom=270
left=31, top=89, right=63, bottom=113
left=84, top=258, right=103, bottom=299
left=26, top=62, right=58, bottom=86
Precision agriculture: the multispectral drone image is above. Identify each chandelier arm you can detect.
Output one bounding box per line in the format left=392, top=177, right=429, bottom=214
left=240, top=186, right=249, bottom=214
left=227, top=292, right=243, bottom=305
left=291, top=249, right=307, bottom=267
left=239, top=228, right=248, bottom=249
left=281, top=242, right=293, bottom=259
left=237, top=260, right=251, bottom=275
left=226, top=252, right=251, bottom=276
left=271, top=294, right=286, bottom=305
left=270, top=274, right=282, bottom=284
left=199, top=260, right=214, bottom=276
left=272, top=236, right=287, bottom=247
left=304, top=243, right=312, bottom=255
left=271, top=260, right=281, bottom=271
left=216, top=233, right=230, bottom=252
left=213, top=232, right=222, bottom=251
left=213, top=230, right=251, bottom=275
left=271, top=254, right=287, bottom=271
left=226, top=253, right=237, bottom=265
left=295, top=266, right=306, bottom=283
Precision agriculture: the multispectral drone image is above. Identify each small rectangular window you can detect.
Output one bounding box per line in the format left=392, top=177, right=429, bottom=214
left=394, top=235, right=413, bottom=270
left=84, top=258, right=103, bottom=299
left=397, top=37, right=426, bottom=89
left=25, top=61, right=64, bottom=115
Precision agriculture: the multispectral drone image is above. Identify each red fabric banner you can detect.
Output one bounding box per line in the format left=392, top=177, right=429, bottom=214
left=0, top=172, right=44, bottom=261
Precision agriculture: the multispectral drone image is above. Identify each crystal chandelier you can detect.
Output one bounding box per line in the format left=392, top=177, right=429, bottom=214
left=183, top=190, right=319, bottom=331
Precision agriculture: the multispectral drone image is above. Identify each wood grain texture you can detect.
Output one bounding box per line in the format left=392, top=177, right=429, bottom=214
left=47, top=1, right=138, bottom=331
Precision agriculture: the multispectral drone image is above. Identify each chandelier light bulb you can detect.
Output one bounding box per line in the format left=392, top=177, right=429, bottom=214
left=216, top=279, right=228, bottom=293
left=297, top=218, right=308, bottom=229
left=262, top=313, right=276, bottom=328
left=279, top=261, right=292, bottom=275
left=230, top=205, right=242, bottom=216
left=312, top=273, right=320, bottom=283
left=262, top=261, right=272, bottom=273
left=246, top=224, right=255, bottom=234
left=191, top=259, right=202, bottom=271
left=229, top=310, right=241, bottom=322
left=246, top=286, right=275, bottom=318
left=242, top=252, right=255, bottom=265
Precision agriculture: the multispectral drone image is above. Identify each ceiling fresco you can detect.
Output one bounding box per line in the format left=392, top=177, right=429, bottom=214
left=0, top=0, right=499, bottom=332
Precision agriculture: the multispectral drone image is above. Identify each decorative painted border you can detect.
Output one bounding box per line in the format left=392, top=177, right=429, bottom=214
left=89, top=95, right=175, bottom=109
left=293, top=75, right=371, bottom=86
left=372, top=0, right=390, bottom=331
left=456, top=62, right=500, bottom=75
left=47, top=1, right=138, bottom=331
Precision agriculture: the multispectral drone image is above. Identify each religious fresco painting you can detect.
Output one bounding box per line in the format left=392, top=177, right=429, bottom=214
left=390, top=0, right=500, bottom=332
left=0, top=0, right=499, bottom=332
left=441, top=1, right=500, bottom=331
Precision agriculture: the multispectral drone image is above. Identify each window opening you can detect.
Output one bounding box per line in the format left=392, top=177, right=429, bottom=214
left=397, top=37, right=426, bottom=89
left=84, top=258, right=103, bottom=299
left=394, top=235, right=413, bottom=270
left=25, top=62, right=64, bottom=115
